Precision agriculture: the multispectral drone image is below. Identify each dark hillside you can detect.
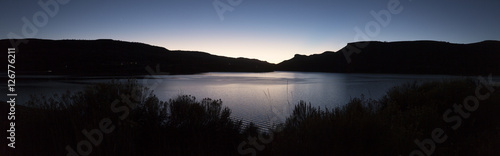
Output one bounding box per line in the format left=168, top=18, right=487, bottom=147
left=277, top=40, right=500, bottom=75
left=1, top=39, right=275, bottom=75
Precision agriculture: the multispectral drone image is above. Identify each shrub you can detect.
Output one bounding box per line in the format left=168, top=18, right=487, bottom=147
left=266, top=79, right=500, bottom=156
left=6, top=80, right=244, bottom=156
left=3, top=79, right=498, bottom=155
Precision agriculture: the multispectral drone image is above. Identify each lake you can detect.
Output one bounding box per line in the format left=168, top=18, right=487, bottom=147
left=4, top=72, right=472, bottom=129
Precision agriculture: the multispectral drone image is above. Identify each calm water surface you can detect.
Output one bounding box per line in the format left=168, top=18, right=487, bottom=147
left=5, top=72, right=473, bottom=129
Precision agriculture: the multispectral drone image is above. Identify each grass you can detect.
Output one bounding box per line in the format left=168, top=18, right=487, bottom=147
left=1, top=80, right=245, bottom=156
left=1, top=79, right=499, bottom=155
left=265, top=79, right=500, bottom=155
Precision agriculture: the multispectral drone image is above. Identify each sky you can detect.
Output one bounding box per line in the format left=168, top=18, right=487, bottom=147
left=1, top=0, right=499, bottom=63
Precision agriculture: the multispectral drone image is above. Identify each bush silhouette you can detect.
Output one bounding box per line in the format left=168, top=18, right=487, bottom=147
left=3, top=80, right=244, bottom=156
left=266, top=79, right=500, bottom=156
left=1, top=79, right=499, bottom=155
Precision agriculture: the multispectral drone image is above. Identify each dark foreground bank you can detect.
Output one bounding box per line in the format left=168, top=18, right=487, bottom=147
left=1, top=78, right=499, bottom=155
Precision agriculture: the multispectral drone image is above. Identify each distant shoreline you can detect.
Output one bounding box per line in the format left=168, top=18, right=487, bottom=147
left=2, top=39, right=499, bottom=76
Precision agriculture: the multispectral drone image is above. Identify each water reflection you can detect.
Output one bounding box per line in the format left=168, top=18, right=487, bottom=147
left=4, top=72, right=470, bottom=129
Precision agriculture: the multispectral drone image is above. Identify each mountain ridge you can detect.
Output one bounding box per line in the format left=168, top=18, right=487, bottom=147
left=1, top=39, right=275, bottom=75
left=277, top=40, right=500, bottom=75
left=2, top=39, right=499, bottom=76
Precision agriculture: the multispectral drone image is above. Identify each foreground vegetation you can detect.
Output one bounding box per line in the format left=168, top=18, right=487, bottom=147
left=267, top=79, right=500, bottom=155
left=1, top=80, right=244, bottom=155
left=1, top=79, right=499, bottom=155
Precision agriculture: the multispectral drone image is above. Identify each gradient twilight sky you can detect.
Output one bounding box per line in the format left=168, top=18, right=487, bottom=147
left=1, top=0, right=499, bottom=63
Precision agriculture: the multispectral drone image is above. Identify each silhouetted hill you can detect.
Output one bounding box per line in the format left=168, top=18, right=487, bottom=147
left=3, top=39, right=499, bottom=76
left=277, top=40, right=500, bottom=75
left=1, top=39, right=274, bottom=75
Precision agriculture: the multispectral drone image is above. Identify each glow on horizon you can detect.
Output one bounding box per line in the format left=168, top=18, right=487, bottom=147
left=152, top=32, right=343, bottom=64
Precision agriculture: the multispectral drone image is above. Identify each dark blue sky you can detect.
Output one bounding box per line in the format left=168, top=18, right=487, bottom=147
left=1, top=0, right=499, bottom=63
